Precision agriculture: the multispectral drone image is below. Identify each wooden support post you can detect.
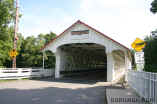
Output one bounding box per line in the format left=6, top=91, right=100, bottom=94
left=12, top=0, right=19, bottom=68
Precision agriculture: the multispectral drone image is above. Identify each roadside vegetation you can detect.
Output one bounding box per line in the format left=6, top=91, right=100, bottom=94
left=143, top=0, right=157, bottom=73
left=143, top=35, right=157, bottom=72
left=131, top=1, right=157, bottom=73
left=0, top=0, right=56, bottom=68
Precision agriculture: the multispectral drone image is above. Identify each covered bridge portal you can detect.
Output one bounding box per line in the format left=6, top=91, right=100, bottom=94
left=42, top=20, right=131, bottom=82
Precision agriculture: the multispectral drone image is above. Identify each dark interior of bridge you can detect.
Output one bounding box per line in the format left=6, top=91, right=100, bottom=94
left=59, top=43, right=107, bottom=81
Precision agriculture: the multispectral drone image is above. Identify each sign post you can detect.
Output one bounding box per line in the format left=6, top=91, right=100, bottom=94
left=135, top=52, right=144, bottom=71
left=131, top=38, right=146, bottom=71
left=9, top=49, right=18, bottom=59
left=131, top=38, right=146, bottom=52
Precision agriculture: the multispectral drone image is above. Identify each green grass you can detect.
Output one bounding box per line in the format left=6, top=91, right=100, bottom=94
left=0, top=78, right=29, bottom=82
left=0, top=79, right=17, bottom=82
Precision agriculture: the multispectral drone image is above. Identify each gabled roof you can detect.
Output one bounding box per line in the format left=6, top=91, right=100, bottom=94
left=41, top=20, right=129, bottom=51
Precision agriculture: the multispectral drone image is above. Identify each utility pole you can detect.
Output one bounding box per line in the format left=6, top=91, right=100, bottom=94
left=43, top=51, right=45, bottom=70
left=12, top=0, right=19, bottom=68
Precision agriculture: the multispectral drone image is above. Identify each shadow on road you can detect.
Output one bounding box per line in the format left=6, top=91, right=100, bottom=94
left=32, top=70, right=107, bottom=85
left=32, top=77, right=105, bottom=85
left=0, top=84, right=105, bottom=104
left=104, top=85, right=125, bottom=90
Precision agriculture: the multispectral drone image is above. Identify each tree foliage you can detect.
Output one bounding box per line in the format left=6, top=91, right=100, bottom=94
left=0, top=0, right=56, bottom=68
left=150, top=0, right=157, bottom=13
left=0, top=0, right=15, bottom=67
left=16, top=32, right=56, bottom=68
left=143, top=35, right=157, bottom=72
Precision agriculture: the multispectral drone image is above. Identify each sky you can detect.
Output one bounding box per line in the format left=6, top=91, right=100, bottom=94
left=19, top=0, right=157, bottom=48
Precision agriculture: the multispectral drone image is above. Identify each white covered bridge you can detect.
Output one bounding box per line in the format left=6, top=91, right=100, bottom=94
left=41, top=20, right=132, bottom=82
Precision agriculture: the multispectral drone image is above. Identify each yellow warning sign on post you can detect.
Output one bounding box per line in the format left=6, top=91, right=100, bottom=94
left=131, top=38, right=146, bottom=52
left=9, top=49, right=18, bottom=59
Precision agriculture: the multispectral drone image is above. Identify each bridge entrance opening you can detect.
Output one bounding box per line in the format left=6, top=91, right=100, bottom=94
left=59, top=43, right=107, bottom=81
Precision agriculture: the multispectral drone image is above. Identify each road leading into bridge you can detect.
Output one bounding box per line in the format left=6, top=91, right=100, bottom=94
left=0, top=79, right=106, bottom=104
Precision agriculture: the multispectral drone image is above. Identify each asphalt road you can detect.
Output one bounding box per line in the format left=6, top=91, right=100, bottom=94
left=0, top=78, right=106, bottom=104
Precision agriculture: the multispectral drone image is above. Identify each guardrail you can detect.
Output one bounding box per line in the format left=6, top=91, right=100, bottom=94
left=127, top=70, right=157, bottom=104
left=0, top=68, right=55, bottom=79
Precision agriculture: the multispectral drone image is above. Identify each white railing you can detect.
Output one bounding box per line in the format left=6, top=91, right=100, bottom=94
left=127, top=70, right=157, bottom=104
left=0, top=68, right=55, bottom=79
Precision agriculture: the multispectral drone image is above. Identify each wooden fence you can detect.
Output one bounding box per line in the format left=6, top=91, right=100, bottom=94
left=0, top=68, right=55, bottom=79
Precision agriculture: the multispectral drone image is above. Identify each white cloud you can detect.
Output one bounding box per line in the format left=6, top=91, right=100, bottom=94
left=78, top=0, right=157, bottom=48
left=19, top=8, right=77, bottom=37
left=19, top=0, right=157, bottom=48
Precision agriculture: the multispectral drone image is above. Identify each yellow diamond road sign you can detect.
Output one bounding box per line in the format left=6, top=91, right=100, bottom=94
left=9, top=49, right=18, bottom=58
left=131, top=38, right=146, bottom=52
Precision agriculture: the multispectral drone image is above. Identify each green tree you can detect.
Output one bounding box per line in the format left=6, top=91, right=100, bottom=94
left=44, top=50, right=56, bottom=68
left=143, top=35, right=157, bottom=72
left=150, top=0, right=157, bottom=13
left=0, top=0, right=56, bottom=68
left=130, top=49, right=136, bottom=70
left=16, top=32, right=56, bottom=68
left=0, top=0, right=15, bottom=67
